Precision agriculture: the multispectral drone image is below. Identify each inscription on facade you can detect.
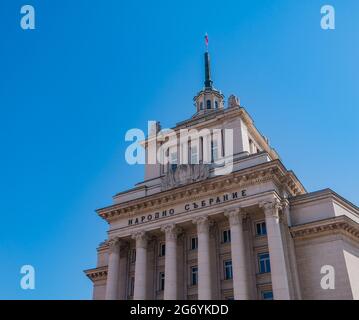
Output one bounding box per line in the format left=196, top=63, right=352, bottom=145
left=128, top=189, right=247, bottom=225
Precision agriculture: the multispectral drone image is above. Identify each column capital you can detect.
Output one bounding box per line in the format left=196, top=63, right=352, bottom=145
left=259, top=199, right=282, bottom=221
left=108, top=237, right=121, bottom=254
left=224, top=207, right=246, bottom=226
left=161, top=223, right=182, bottom=240
left=131, top=231, right=148, bottom=249
left=192, top=215, right=213, bottom=234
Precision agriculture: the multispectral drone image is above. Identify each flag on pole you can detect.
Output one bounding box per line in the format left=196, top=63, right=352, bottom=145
left=204, top=33, right=209, bottom=48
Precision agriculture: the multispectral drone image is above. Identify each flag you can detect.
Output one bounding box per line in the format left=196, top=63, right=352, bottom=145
left=204, top=33, right=209, bottom=47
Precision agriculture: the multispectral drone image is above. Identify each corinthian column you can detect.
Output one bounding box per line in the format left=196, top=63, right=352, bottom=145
left=260, top=200, right=290, bottom=300
left=132, top=231, right=148, bottom=300
left=161, top=224, right=181, bottom=300
left=105, top=237, right=121, bottom=300
left=224, top=208, right=249, bottom=300
left=192, top=215, right=212, bottom=300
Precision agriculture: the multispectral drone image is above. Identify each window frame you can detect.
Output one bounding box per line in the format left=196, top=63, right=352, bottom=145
left=191, top=266, right=198, bottom=286
left=261, top=291, right=274, bottom=300
left=258, top=252, right=271, bottom=274
left=255, top=221, right=267, bottom=236
left=159, top=271, right=165, bottom=291
left=190, top=236, right=198, bottom=250
left=224, top=260, right=233, bottom=280
left=223, top=229, right=231, bottom=243
left=159, top=243, right=166, bottom=257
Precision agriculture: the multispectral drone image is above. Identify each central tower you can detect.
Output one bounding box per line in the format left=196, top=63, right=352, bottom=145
left=193, top=43, right=224, bottom=115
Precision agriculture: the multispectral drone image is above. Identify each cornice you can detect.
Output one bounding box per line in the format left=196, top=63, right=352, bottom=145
left=290, top=216, right=359, bottom=242
left=84, top=266, right=108, bottom=282
left=97, top=159, right=306, bottom=223
left=289, top=188, right=359, bottom=216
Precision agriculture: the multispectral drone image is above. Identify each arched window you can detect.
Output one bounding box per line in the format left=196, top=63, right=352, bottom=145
left=200, top=102, right=203, bottom=110
left=206, top=100, right=211, bottom=109
left=215, top=100, right=218, bottom=109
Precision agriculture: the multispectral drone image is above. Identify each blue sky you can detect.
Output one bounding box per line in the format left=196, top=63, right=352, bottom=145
left=0, top=0, right=358, bottom=299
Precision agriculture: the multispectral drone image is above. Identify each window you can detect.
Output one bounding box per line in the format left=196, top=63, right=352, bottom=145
left=200, top=102, right=203, bottom=110
left=130, top=249, right=136, bottom=263
left=258, top=253, right=271, bottom=273
left=191, top=237, right=198, bottom=250
left=211, top=140, right=219, bottom=162
left=159, top=243, right=166, bottom=257
left=191, top=266, right=198, bottom=285
left=190, top=145, right=199, bottom=164
left=256, top=222, right=267, bottom=236
left=206, top=100, right=211, bottom=109
left=262, top=291, right=273, bottom=300
left=215, top=100, right=219, bottom=109
left=129, top=277, right=135, bottom=296
left=223, top=229, right=231, bottom=243
left=170, top=151, right=177, bottom=171
left=224, top=260, right=233, bottom=280
left=159, top=272, right=165, bottom=291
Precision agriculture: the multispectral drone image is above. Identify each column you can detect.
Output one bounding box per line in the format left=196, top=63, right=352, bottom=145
left=132, top=231, right=148, bottom=300
left=161, top=224, right=181, bottom=300
left=192, top=215, right=212, bottom=300
left=224, top=208, right=249, bottom=300
left=118, top=243, right=129, bottom=300
left=105, top=237, right=121, bottom=300
left=260, top=200, right=290, bottom=300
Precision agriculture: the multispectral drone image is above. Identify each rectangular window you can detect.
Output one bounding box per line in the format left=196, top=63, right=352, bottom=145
left=223, top=229, right=231, bottom=243
left=190, top=145, right=199, bottom=164
left=262, top=291, right=273, bottom=300
left=191, top=266, right=198, bottom=285
left=258, top=253, right=271, bottom=273
left=130, top=249, right=136, bottom=263
left=224, top=260, right=233, bottom=280
left=129, top=277, right=135, bottom=296
left=211, top=140, right=219, bottom=162
left=159, top=272, right=165, bottom=291
left=159, top=243, right=166, bottom=257
left=256, top=222, right=267, bottom=236
left=191, top=237, right=198, bottom=250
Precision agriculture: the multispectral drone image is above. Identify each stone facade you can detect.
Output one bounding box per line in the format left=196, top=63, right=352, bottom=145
left=84, top=51, right=359, bottom=300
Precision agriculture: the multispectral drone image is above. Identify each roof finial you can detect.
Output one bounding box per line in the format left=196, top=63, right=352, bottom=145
left=204, top=33, right=213, bottom=89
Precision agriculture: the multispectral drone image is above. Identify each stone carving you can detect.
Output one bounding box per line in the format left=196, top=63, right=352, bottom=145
left=228, top=94, right=240, bottom=108
left=161, top=164, right=210, bottom=190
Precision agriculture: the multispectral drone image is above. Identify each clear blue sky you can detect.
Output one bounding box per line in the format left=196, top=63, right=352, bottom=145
left=0, top=0, right=358, bottom=299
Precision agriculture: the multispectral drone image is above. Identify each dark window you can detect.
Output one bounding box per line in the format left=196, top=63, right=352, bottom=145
left=129, top=277, right=135, bottom=296
left=258, top=253, right=271, bottom=273
left=256, top=222, right=267, bottom=236
left=215, top=100, right=219, bottom=109
left=130, top=249, right=136, bottom=263
left=191, top=237, right=198, bottom=250
left=159, top=243, right=166, bottom=257
left=262, top=291, right=273, bottom=300
left=206, top=100, right=211, bottom=109
left=200, top=102, right=203, bottom=110
left=224, top=260, right=233, bottom=280
left=191, top=266, right=198, bottom=285
left=223, top=229, right=231, bottom=243
left=159, top=272, right=165, bottom=291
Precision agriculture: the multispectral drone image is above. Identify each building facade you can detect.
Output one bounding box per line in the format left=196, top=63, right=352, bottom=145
left=84, top=51, right=359, bottom=300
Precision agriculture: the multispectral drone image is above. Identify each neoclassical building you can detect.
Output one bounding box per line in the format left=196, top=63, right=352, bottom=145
left=84, top=50, right=359, bottom=300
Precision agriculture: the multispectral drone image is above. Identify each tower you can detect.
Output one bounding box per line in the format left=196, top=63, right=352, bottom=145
left=193, top=44, right=224, bottom=115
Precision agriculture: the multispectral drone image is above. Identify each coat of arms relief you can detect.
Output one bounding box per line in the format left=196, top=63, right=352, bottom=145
left=161, top=164, right=210, bottom=191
